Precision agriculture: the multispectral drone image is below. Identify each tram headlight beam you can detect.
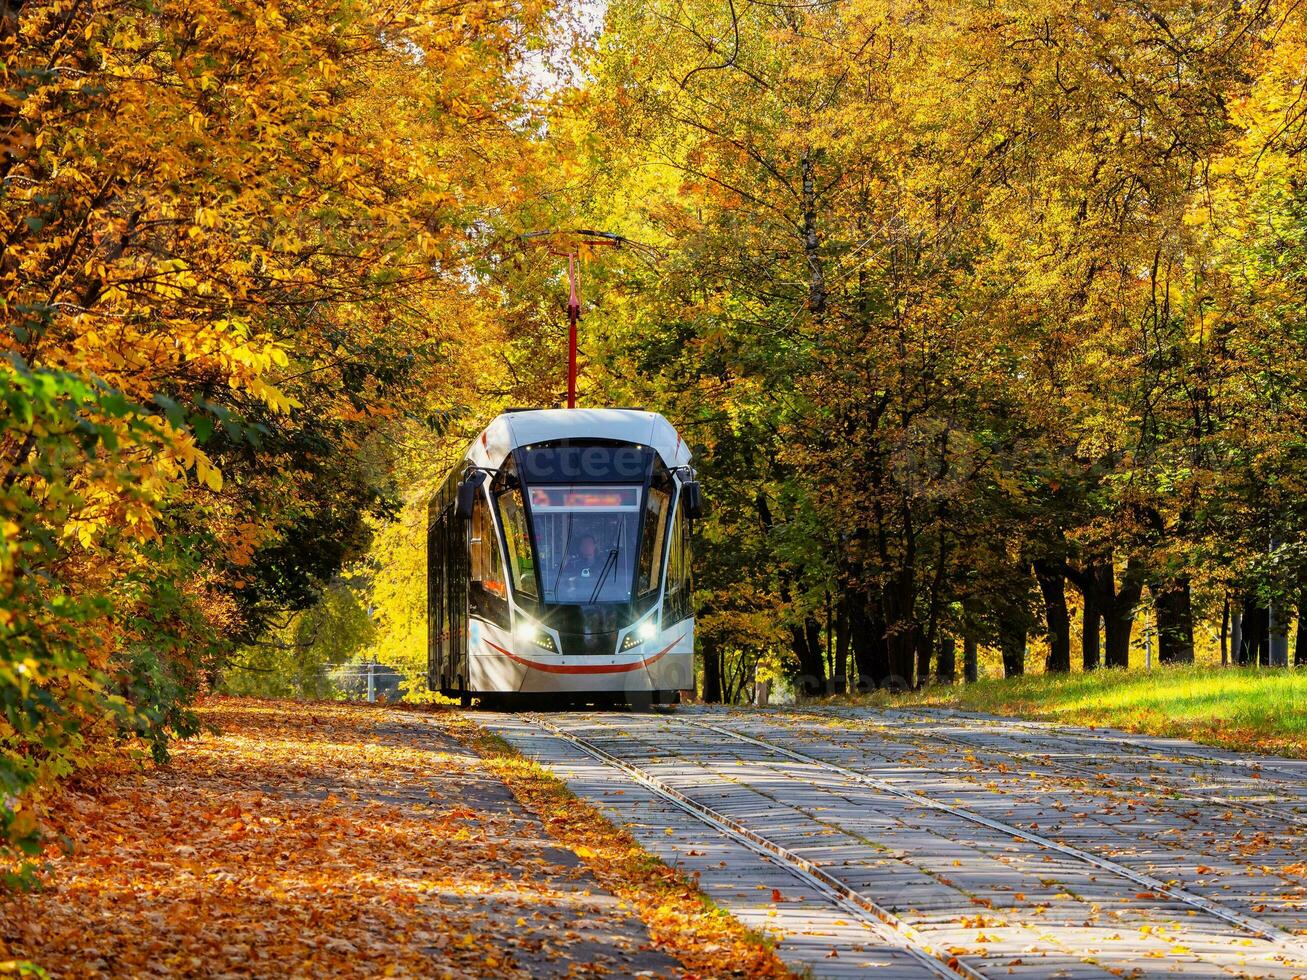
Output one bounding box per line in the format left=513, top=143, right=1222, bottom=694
left=514, top=620, right=557, bottom=653
left=621, top=615, right=659, bottom=651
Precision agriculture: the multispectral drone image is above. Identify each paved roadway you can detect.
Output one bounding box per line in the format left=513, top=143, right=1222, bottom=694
left=473, top=706, right=1307, bottom=979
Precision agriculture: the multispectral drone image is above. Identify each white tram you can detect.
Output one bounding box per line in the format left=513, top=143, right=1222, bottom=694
left=427, top=409, right=701, bottom=706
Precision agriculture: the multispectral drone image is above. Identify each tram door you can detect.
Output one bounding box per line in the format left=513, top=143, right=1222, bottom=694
left=428, top=509, right=470, bottom=694
left=427, top=515, right=447, bottom=692
left=445, top=513, right=469, bottom=691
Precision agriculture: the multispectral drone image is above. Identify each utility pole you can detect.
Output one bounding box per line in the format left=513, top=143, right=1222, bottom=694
left=566, top=254, right=580, bottom=408
left=366, top=658, right=375, bottom=703
left=519, top=230, right=660, bottom=410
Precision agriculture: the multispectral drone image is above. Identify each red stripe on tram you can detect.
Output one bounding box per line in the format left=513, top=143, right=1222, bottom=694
left=483, top=636, right=684, bottom=674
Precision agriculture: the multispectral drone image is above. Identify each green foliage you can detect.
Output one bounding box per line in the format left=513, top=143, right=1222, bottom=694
left=221, top=581, right=377, bottom=700
left=0, top=359, right=161, bottom=876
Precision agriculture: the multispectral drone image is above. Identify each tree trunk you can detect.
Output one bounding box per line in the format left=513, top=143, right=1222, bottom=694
left=850, top=590, right=890, bottom=691
left=1103, top=612, right=1133, bottom=668
left=885, top=631, right=916, bottom=690
left=701, top=640, right=722, bottom=703
left=1034, top=559, right=1071, bottom=673
left=1269, top=601, right=1289, bottom=667
left=937, top=634, right=956, bottom=684
left=807, top=615, right=823, bottom=679
left=800, top=148, right=827, bottom=318
left=834, top=593, right=850, bottom=694
left=1082, top=589, right=1101, bottom=671
left=806, top=614, right=826, bottom=691
left=884, top=570, right=918, bottom=689
left=1102, top=563, right=1143, bottom=668
left=963, top=636, right=978, bottom=682
left=1000, top=635, right=1025, bottom=677
left=884, top=628, right=917, bottom=690
left=824, top=590, right=835, bottom=691
left=789, top=617, right=826, bottom=697
left=914, top=631, right=932, bottom=689
left=1231, top=609, right=1243, bottom=665
left=997, top=608, right=1025, bottom=678
left=1067, top=559, right=1141, bottom=669
left=1154, top=578, right=1195, bottom=665
left=1296, top=589, right=1307, bottom=667
left=1239, top=595, right=1267, bottom=666
left=1220, top=597, right=1229, bottom=666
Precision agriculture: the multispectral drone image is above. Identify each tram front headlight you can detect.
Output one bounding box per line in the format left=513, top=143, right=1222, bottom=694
left=514, top=621, right=557, bottom=653
left=621, top=617, right=659, bottom=651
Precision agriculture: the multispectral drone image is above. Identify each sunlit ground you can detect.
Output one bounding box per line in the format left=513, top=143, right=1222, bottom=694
left=0, top=700, right=677, bottom=978
left=1, top=699, right=786, bottom=979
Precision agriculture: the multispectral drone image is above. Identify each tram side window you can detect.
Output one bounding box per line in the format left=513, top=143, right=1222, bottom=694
left=468, top=494, right=509, bottom=625
left=498, top=486, right=537, bottom=598
left=664, top=496, right=693, bottom=623
left=444, top=506, right=469, bottom=684
left=637, top=469, right=673, bottom=597
left=470, top=495, right=505, bottom=597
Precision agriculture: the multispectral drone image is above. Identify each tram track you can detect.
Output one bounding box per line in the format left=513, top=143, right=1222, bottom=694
left=780, top=705, right=1307, bottom=833
left=518, top=709, right=1307, bottom=978
left=523, top=712, right=981, bottom=980
left=558, top=713, right=1158, bottom=977
left=742, top=718, right=1307, bottom=950
left=674, top=714, right=1307, bottom=958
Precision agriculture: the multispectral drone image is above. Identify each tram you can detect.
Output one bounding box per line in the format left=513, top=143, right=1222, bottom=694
left=427, top=409, right=701, bottom=706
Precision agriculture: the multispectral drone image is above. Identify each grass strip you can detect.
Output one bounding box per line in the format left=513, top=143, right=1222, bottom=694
left=856, top=666, right=1307, bottom=759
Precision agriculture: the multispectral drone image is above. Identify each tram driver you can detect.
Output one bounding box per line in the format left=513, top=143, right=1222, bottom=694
left=563, top=533, right=604, bottom=582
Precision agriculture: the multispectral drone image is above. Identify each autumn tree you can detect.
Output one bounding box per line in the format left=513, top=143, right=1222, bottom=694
left=560, top=0, right=1305, bottom=697
left=1, top=0, right=549, bottom=863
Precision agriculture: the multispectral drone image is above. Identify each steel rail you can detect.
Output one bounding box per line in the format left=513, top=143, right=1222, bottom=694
left=678, top=715, right=1307, bottom=960
left=781, top=706, right=1307, bottom=832
left=523, top=713, right=985, bottom=980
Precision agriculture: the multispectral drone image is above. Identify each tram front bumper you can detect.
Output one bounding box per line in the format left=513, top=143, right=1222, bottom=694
left=472, top=631, right=693, bottom=693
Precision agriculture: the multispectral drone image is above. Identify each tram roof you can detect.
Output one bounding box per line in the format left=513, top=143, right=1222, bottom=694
left=467, top=409, right=692, bottom=470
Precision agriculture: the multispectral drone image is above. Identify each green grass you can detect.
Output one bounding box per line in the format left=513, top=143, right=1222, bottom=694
left=859, top=666, right=1307, bottom=759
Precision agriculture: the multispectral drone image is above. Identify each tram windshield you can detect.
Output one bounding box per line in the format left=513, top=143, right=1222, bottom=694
left=531, top=486, right=643, bottom=604
left=491, top=442, right=674, bottom=610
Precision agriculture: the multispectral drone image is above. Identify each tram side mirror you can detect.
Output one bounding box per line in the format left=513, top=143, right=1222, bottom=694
left=682, top=480, right=704, bottom=519
left=455, top=471, right=486, bottom=521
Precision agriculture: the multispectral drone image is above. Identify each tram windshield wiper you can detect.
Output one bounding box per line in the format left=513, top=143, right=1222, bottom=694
left=551, top=511, right=574, bottom=598
left=588, top=546, right=620, bottom=603
left=587, top=520, right=624, bottom=603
